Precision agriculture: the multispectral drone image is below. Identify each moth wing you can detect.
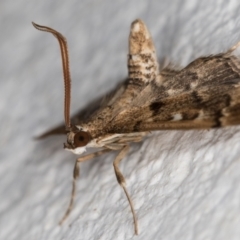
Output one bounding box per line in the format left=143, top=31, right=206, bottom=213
left=103, top=52, right=240, bottom=134
left=79, top=50, right=240, bottom=138
left=104, top=86, right=240, bottom=133
left=36, top=79, right=128, bottom=138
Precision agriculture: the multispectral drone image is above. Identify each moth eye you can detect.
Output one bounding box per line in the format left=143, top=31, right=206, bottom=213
left=74, top=131, right=91, bottom=147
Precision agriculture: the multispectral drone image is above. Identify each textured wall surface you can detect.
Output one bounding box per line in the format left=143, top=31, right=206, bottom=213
left=1, top=1, right=240, bottom=240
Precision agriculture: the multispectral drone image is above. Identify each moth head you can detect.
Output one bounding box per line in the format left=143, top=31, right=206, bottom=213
left=64, top=129, right=92, bottom=154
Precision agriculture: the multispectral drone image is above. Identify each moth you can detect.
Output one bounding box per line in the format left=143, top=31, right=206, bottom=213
left=33, top=19, right=240, bottom=235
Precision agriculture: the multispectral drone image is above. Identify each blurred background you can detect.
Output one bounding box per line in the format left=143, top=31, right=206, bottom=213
left=1, top=1, right=240, bottom=239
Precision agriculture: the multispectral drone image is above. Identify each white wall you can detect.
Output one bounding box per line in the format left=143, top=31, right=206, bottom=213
left=1, top=1, right=240, bottom=239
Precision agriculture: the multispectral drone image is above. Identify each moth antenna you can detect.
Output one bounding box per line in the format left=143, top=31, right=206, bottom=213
left=32, top=22, right=72, bottom=130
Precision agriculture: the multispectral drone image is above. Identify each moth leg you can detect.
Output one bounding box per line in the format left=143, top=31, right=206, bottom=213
left=105, top=143, right=126, bottom=150
left=226, top=40, right=240, bottom=55
left=113, top=145, right=139, bottom=235
left=59, top=149, right=112, bottom=225
left=159, top=56, right=170, bottom=70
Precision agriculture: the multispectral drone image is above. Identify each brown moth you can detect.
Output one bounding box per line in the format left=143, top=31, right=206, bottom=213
left=33, top=19, right=240, bottom=235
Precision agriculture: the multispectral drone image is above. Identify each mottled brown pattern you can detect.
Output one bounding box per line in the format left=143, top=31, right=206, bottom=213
left=35, top=19, right=240, bottom=235
left=37, top=20, right=240, bottom=140
left=84, top=46, right=240, bottom=137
